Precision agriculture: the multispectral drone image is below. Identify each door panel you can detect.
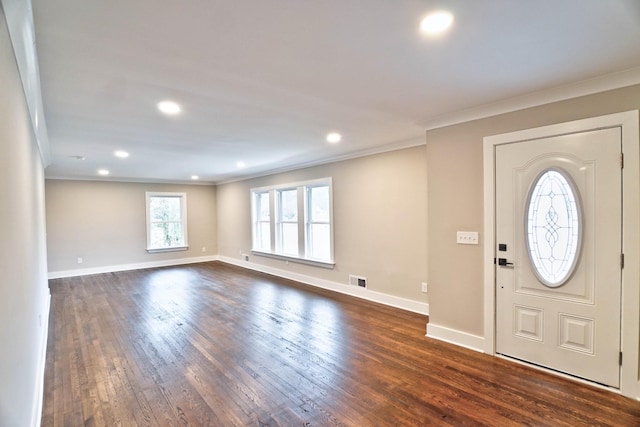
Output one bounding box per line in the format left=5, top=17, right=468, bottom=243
left=495, top=127, right=621, bottom=387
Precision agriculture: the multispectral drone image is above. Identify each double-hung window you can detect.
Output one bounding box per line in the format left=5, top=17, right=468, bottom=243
left=251, top=178, right=333, bottom=267
left=306, top=184, right=331, bottom=261
left=253, top=191, right=271, bottom=252
left=276, top=188, right=299, bottom=256
left=145, top=192, right=188, bottom=253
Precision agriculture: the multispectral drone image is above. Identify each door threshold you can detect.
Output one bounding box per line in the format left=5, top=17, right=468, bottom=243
left=496, top=353, right=621, bottom=396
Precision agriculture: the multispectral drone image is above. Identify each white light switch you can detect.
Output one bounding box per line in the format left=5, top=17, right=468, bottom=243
left=457, top=231, right=479, bottom=245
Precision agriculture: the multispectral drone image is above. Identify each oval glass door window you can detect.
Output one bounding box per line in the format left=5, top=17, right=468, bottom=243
left=525, top=168, right=582, bottom=287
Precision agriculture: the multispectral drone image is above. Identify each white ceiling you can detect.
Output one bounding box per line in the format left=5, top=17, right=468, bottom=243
left=33, top=0, right=640, bottom=184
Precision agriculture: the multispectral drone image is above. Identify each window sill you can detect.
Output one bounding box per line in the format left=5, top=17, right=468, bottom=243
left=251, top=250, right=335, bottom=269
left=146, top=246, right=189, bottom=254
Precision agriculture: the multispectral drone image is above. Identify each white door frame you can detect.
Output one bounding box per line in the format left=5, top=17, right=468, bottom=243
left=482, top=110, right=640, bottom=399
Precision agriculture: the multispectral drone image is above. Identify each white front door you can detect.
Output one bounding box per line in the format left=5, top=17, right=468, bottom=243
left=495, top=127, right=622, bottom=387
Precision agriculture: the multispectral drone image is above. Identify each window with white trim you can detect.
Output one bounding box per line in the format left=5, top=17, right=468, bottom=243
left=251, top=178, right=333, bottom=266
left=253, top=191, right=271, bottom=252
left=306, top=184, right=331, bottom=261
left=276, top=188, right=299, bottom=256
left=145, top=192, right=188, bottom=253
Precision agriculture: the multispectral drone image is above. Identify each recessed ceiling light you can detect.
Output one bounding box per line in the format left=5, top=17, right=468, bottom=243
left=326, top=132, right=342, bottom=144
left=97, top=169, right=110, bottom=176
left=236, top=161, right=246, bottom=169
left=114, top=150, right=129, bottom=158
left=420, top=11, right=454, bottom=34
left=157, top=100, right=181, bottom=115
left=191, top=175, right=199, bottom=180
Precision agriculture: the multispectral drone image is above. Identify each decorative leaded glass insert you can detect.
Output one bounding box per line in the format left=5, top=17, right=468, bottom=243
left=525, top=169, right=582, bottom=287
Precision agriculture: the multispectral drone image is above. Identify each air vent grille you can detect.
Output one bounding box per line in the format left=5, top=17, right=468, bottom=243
left=349, top=274, right=367, bottom=288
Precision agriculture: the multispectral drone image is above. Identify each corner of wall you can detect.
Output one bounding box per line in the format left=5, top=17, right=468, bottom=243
left=426, top=323, right=485, bottom=353
left=30, top=290, right=50, bottom=427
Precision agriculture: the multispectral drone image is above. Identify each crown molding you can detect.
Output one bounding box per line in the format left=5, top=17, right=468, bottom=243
left=216, top=135, right=426, bottom=185
left=423, top=67, right=640, bottom=131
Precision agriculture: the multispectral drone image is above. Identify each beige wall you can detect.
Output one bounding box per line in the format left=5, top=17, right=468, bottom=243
left=426, top=84, right=640, bottom=336
left=45, top=180, right=217, bottom=272
left=39, top=63, right=639, bottom=389
left=217, top=145, right=428, bottom=303
left=0, top=9, right=50, bottom=426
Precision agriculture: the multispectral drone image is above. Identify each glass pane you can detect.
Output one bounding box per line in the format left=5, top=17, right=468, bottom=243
left=256, top=222, right=271, bottom=251
left=150, top=222, right=184, bottom=248
left=279, top=189, right=298, bottom=221
left=309, top=223, right=331, bottom=261
left=257, top=192, right=270, bottom=221
left=150, top=197, right=181, bottom=222
left=280, top=223, right=298, bottom=256
left=526, top=169, right=581, bottom=287
left=309, top=185, right=330, bottom=222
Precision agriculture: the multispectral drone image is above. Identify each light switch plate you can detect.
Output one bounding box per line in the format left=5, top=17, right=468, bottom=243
left=457, top=231, right=479, bottom=245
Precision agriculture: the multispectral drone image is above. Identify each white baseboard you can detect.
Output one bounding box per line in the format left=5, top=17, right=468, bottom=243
left=31, top=290, right=51, bottom=427
left=426, top=323, right=484, bottom=352
left=48, top=254, right=428, bottom=314
left=218, top=255, right=429, bottom=315
left=47, top=255, right=219, bottom=279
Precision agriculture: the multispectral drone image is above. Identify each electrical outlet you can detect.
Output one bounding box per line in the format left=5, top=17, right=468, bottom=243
left=201, top=247, right=206, bottom=252
left=421, top=282, right=428, bottom=293
left=77, top=257, right=83, bottom=264
left=456, top=231, right=479, bottom=245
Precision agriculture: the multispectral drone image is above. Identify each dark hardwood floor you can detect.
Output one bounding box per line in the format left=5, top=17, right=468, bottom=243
left=42, top=262, right=640, bottom=426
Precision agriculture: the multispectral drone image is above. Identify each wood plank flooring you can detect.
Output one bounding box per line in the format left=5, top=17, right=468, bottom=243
left=42, top=262, right=640, bottom=426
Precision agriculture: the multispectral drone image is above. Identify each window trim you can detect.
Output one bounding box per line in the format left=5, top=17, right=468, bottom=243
left=145, top=191, right=189, bottom=253
left=251, top=178, right=334, bottom=267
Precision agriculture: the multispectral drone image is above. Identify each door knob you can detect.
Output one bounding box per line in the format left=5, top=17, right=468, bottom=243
left=498, top=258, right=514, bottom=267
